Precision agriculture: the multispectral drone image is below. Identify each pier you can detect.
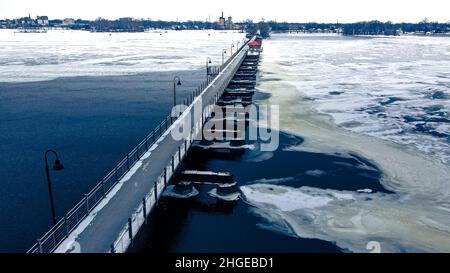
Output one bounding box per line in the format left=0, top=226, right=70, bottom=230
left=27, top=36, right=261, bottom=253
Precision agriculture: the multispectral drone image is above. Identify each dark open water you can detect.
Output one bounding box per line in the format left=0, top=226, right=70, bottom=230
left=129, top=96, right=390, bottom=253
left=0, top=70, right=203, bottom=252
left=0, top=68, right=391, bottom=253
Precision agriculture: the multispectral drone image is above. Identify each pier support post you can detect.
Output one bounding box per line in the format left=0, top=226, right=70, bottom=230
left=142, top=197, right=147, bottom=224
left=154, top=181, right=158, bottom=205
left=128, top=218, right=133, bottom=243
left=171, top=156, right=174, bottom=173
left=164, top=167, right=167, bottom=186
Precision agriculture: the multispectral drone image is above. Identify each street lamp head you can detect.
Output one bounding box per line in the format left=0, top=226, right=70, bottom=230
left=174, top=76, right=182, bottom=86
left=52, top=159, right=64, bottom=171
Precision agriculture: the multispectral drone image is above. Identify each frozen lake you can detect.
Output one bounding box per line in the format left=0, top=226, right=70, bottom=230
left=0, top=29, right=245, bottom=82
left=1, top=30, right=449, bottom=253
left=264, top=33, right=450, bottom=164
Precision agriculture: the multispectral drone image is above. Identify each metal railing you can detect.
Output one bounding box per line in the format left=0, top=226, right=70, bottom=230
left=27, top=38, right=251, bottom=253
left=111, top=40, right=250, bottom=253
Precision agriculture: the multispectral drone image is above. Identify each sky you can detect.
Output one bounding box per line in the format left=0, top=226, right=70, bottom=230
left=0, top=0, right=449, bottom=23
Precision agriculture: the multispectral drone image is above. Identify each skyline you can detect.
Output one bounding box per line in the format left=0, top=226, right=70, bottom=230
left=0, top=0, right=449, bottom=23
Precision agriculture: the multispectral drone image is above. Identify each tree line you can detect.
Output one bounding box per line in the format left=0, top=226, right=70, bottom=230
left=265, top=19, right=450, bottom=35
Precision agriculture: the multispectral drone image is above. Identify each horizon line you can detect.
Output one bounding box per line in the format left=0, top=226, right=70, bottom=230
left=1, top=15, right=449, bottom=25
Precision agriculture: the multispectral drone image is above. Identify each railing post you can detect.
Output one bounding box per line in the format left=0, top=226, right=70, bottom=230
left=184, top=139, right=187, bottom=153
left=178, top=146, right=181, bottom=162
left=64, top=214, right=69, bottom=237
left=142, top=197, right=147, bottom=224
left=110, top=243, right=115, bottom=253
left=37, top=239, right=43, bottom=253
left=85, top=193, right=89, bottom=213
left=102, top=179, right=106, bottom=197
left=128, top=218, right=133, bottom=243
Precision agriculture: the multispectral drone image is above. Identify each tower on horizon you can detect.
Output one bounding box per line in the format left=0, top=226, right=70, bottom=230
left=219, top=11, right=226, bottom=29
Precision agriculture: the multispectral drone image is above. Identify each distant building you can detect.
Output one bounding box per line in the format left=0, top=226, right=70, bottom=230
left=217, top=12, right=235, bottom=30
left=19, top=15, right=33, bottom=25
left=119, top=17, right=133, bottom=22
left=218, top=12, right=226, bottom=29
left=37, top=16, right=49, bottom=26
left=63, top=18, right=75, bottom=26
left=225, top=16, right=234, bottom=30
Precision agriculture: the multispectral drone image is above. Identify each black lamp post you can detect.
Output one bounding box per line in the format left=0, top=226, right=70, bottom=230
left=231, top=44, right=235, bottom=56
left=44, top=150, right=64, bottom=225
left=206, top=57, right=212, bottom=79
left=222, top=49, right=227, bottom=65
left=173, top=76, right=182, bottom=107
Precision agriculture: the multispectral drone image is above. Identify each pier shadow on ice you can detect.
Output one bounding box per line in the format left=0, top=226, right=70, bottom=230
left=130, top=130, right=390, bottom=253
